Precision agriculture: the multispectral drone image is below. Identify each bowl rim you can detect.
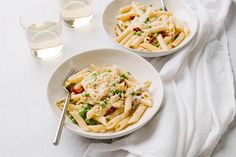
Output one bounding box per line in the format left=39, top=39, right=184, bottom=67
left=102, top=0, right=199, bottom=57
left=47, top=48, right=164, bottom=139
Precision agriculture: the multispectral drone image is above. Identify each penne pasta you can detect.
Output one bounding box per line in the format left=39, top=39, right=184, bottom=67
left=141, top=91, right=152, bottom=100
left=92, top=115, right=107, bottom=126
left=119, top=5, right=133, bottom=14
left=114, top=28, right=132, bottom=43
left=113, top=2, right=190, bottom=52
left=157, top=34, right=169, bottom=51
left=86, top=105, right=101, bottom=119
left=124, top=95, right=132, bottom=115
left=139, top=43, right=161, bottom=51
left=120, top=33, right=133, bottom=45
left=124, top=35, right=138, bottom=48
left=107, top=108, right=124, bottom=120
left=56, top=64, right=152, bottom=133
left=65, top=72, right=90, bottom=86
left=88, top=125, right=106, bottom=133
left=140, top=99, right=152, bottom=107
left=114, top=25, right=122, bottom=36
left=146, top=25, right=169, bottom=34
left=172, top=32, right=186, bottom=47
left=117, top=82, right=126, bottom=91
left=106, top=114, right=125, bottom=130
left=130, top=34, right=145, bottom=48
left=112, top=100, right=124, bottom=108
left=128, top=105, right=147, bottom=124
left=70, top=110, right=89, bottom=131
left=164, top=36, right=172, bottom=44
left=115, top=116, right=131, bottom=131
left=132, top=1, right=143, bottom=15
left=117, top=11, right=138, bottom=21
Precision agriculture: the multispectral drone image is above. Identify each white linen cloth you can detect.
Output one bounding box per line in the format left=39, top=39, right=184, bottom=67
left=83, top=0, right=236, bottom=156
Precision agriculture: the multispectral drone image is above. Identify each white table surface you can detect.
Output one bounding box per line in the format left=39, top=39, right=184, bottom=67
left=0, top=0, right=235, bottom=156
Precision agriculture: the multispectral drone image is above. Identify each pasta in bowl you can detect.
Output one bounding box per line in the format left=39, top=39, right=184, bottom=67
left=56, top=64, right=152, bottom=133
left=103, top=0, right=198, bottom=57
left=47, top=48, right=163, bottom=139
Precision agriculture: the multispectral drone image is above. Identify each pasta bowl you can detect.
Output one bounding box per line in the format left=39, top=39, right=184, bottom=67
left=47, top=48, right=163, bottom=139
left=102, top=0, right=198, bottom=57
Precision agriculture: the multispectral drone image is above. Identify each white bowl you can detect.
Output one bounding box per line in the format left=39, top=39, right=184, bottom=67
left=102, top=0, right=198, bottom=57
left=47, top=48, right=163, bottom=139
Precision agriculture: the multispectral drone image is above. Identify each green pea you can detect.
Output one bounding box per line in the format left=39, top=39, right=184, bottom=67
left=133, top=31, right=137, bottom=35
left=83, top=93, right=90, bottom=97
left=136, top=32, right=142, bottom=36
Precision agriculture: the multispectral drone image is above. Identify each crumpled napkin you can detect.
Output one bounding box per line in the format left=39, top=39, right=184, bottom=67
left=83, top=0, right=235, bottom=156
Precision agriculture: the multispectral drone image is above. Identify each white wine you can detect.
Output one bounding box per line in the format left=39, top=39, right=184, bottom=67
left=27, top=21, right=63, bottom=60
left=60, top=0, right=93, bottom=28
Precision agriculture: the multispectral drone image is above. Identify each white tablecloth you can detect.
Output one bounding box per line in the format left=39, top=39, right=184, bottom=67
left=0, top=0, right=235, bottom=156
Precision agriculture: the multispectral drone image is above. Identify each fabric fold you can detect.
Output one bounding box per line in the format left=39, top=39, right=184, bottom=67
left=83, top=0, right=235, bottom=156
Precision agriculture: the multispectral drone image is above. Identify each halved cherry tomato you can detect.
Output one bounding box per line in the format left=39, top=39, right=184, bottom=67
left=71, top=85, right=84, bottom=94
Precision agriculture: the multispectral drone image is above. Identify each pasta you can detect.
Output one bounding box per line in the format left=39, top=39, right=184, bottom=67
left=56, top=64, right=152, bottom=133
left=113, top=2, right=190, bottom=52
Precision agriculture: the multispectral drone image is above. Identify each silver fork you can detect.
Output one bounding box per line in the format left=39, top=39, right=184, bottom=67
left=53, top=68, right=75, bottom=145
left=160, top=0, right=168, bottom=11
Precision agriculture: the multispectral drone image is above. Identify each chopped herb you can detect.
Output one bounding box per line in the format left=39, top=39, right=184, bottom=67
left=154, top=32, right=159, bottom=37
left=131, top=91, right=136, bottom=96
left=92, top=72, right=98, bottom=78
left=85, top=118, right=100, bottom=125
left=101, top=100, right=108, bottom=108
left=150, top=4, right=153, bottom=7
left=112, top=89, right=121, bottom=95
left=144, top=17, right=150, bottom=23
left=143, top=9, right=146, bottom=13
left=83, top=93, right=90, bottom=97
left=120, top=74, right=127, bottom=80
left=112, top=83, right=117, bottom=86
left=159, top=8, right=163, bottom=11
left=107, top=69, right=112, bottom=72
left=70, top=97, right=77, bottom=103
left=127, top=72, right=131, bottom=75
left=148, top=25, right=152, bottom=28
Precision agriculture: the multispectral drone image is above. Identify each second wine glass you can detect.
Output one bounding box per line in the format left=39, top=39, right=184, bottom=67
left=58, top=0, right=93, bottom=28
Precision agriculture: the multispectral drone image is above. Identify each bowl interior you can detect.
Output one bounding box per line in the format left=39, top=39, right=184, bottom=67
left=102, top=0, right=198, bottom=57
left=47, top=49, right=163, bottom=139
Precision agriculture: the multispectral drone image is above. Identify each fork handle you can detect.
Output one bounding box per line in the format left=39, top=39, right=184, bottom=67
left=160, top=0, right=168, bottom=11
left=53, top=92, right=71, bottom=145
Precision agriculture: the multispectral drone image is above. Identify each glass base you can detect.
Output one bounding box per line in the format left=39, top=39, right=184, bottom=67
left=31, top=44, right=63, bottom=60
left=63, top=14, right=93, bottom=28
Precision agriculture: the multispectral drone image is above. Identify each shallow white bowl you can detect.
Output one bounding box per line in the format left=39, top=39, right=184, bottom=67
left=47, top=48, right=163, bottom=139
left=102, top=0, right=198, bottom=57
